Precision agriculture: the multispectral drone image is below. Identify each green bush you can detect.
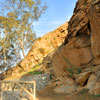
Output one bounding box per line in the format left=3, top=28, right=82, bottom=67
left=84, top=1, right=87, bottom=5
left=63, top=57, right=81, bottom=75
left=28, top=71, right=42, bottom=75
left=18, top=69, right=24, bottom=73
left=66, top=67, right=73, bottom=74
left=45, top=37, right=49, bottom=40
left=37, top=37, right=41, bottom=41
left=53, top=37, right=56, bottom=40
left=68, top=74, right=74, bottom=78
left=38, top=48, right=45, bottom=55
left=31, top=62, right=42, bottom=71
left=92, top=94, right=100, bottom=98
left=23, top=62, right=42, bottom=76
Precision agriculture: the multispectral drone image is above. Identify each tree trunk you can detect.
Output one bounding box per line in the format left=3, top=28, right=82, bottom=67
left=22, top=46, right=26, bottom=58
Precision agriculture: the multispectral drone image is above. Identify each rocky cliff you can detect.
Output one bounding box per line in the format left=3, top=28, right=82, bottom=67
left=0, top=22, right=68, bottom=79
left=0, top=0, right=100, bottom=96
left=42, top=0, right=100, bottom=95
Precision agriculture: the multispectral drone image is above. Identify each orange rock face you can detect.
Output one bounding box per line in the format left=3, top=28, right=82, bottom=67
left=42, top=0, right=100, bottom=94
left=0, top=22, right=68, bottom=79
left=43, top=0, right=100, bottom=78
left=0, top=0, right=100, bottom=96
left=89, top=2, right=100, bottom=57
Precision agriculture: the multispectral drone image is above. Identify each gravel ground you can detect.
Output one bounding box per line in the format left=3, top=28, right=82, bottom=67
left=20, top=73, right=51, bottom=90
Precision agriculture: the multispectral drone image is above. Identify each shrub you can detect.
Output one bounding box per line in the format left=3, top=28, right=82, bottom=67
left=84, top=1, right=87, bottom=6
left=37, top=37, right=42, bottom=41
left=38, top=48, right=45, bottom=55
left=23, top=62, right=42, bottom=76
left=63, top=57, right=81, bottom=75
left=18, top=69, right=24, bottom=73
left=92, top=94, right=100, bottom=98
left=53, top=37, right=56, bottom=41
left=45, top=37, right=49, bottom=40
left=66, top=67, right=73, bottom=74
left=28, top=71, right=42, bottom=75
left=68, top=74, right=74, bottom=78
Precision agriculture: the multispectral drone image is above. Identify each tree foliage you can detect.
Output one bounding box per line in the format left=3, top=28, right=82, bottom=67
left=0, top=0, right=47, bottom=71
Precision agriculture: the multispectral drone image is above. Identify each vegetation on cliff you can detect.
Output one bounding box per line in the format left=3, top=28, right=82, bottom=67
left=0, top=0, right=47, bottom=71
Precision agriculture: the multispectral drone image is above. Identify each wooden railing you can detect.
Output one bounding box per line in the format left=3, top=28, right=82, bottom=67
left=0, top=80, right=36, bottom=100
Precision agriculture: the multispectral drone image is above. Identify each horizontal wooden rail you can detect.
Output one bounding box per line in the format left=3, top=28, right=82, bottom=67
left=0, top=80, right=36, bottom=100
left=0, top=80, right=35, bottom=84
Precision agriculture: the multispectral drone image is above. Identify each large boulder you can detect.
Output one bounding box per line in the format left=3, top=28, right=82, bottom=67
left=54, top=78, right=76, bottom=94
left=89, top=82, right=100, bottom=95
left=85, top=73, right=97, bottom=89
left=76, top=71, right=91, bottom=86
left=42, top=0, right=100, bottom=95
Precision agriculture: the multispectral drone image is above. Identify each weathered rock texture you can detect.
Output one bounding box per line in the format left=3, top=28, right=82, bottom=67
left=42, top=0, right=100, bottom=95
left=0, top=0, right=100, bottom=96
left=23, top=21, right=68, bottom=69
left=0, top=22, right=68, bottom=79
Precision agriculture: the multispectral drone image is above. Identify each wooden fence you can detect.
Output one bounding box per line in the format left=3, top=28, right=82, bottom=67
left=0, top=80, right=36, bottom=100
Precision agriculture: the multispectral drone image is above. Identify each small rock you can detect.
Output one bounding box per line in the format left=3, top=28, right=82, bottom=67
left=54, top=78, right=76, bottom=94
left=54, top=85, right=76, bottom=94
left=76, top=71, right=91, bottom=86
left=93, top=56, right=100, bottom=66
left=92, top=65, right=100, bottom=73
left=89, top=82, right=100, bottom=95
left=85, top=74, right=97, bottom=89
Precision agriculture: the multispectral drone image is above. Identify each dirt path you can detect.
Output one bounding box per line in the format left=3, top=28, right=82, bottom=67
left=37, top=83, right=100, bottom=100
left=37, top=83, right=68, bottom=100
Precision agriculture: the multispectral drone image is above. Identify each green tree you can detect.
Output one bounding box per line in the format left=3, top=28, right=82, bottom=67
left=0, top=0, right=47, bottom=70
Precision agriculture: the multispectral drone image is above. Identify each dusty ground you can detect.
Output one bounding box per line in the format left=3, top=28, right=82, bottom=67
left=37, top=83, right=100, bottom=100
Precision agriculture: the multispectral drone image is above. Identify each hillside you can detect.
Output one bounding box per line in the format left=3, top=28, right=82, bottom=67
left=42, top=0, right=100, bottom=96
left=0, top=22, right=68, bottom=79
left=0, top=0, right=100, bottom=99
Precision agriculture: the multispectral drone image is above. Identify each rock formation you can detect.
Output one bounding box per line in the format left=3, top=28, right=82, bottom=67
left=0, top=0, right=100, bottom=96
left=42, top=0, right=100, bottom=95
left=0, top=22, right=68, bottom=79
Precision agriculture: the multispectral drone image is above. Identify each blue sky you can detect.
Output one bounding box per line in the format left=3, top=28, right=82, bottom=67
left=0, top=0, right=78, bottom=37
left=34, top=0, right=78, bottom=37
